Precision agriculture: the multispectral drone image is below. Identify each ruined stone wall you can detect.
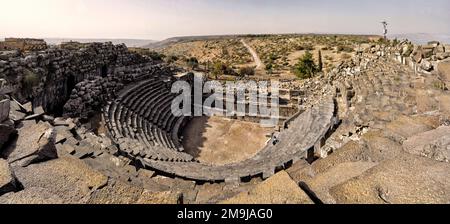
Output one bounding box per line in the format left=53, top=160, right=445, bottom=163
left=1, top=38, right=47, bottom=51
left=0, top=42, right=151, bottom=114
left=63, top=63, right=175, bottom=119
left=388, top=40, right=449, bottom=74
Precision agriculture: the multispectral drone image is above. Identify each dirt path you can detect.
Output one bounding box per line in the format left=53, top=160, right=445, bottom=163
left=241, top=39, right=264, bottom=70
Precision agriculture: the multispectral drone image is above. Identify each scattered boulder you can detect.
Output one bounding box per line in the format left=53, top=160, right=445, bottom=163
left=33, top=106, right=45, bottom=115
left=436, top=52, right=450, bottom=60
left=299, top=161, right=378, bottom=204
left=403, top=126, right=450, bottom=163
left=4, top=121, right=58, bottom=167
left=420, top=59, right=433, bottom=71
left=24, top=106, right=46, bottom=120
left=436, top=43, right=445, bottom=53
left=0, top=159, right=18, bottom=196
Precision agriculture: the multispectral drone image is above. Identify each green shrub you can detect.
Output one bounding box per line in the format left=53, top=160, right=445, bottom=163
left=211, top=61, right=234, bottom=77
left=166, top=55, right=179, bottom=63
left=186, top=57, right=199, bottom=69
left=146, top=51, right=166, bottom=61
left=337, top=45, right=354, bottom=53
left=293, top=51, right=318, bottom=79
left=318, top=50, right=323, bottom=72
left=239, top=66, right=255, bottom=77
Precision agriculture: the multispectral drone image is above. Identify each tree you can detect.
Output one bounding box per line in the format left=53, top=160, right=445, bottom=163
left=146, top=51, right=165, bottom=61
left=318, top=50, right=323, bottom=72
left=166, top=55, right=179, bottom=64
left=186, top=57, right=199, bottom=70
left=239, top=66, right=255, bottom=77
left=211, top=61, right=222, bottom=79
left=293, top=51, right=317, bottom=79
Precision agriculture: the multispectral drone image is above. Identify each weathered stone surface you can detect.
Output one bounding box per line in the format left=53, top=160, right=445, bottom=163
left=221, top=171, right=313, bottom=204
left=21, top=102, right=33, bottom=114
left=55, top=143, right=76, bottom=156
left=330, top=153, right=450, bottom=204
left=195, top=183, right=225, bottom=203
left=150, top=176, right=197, bottom=203
left=302, top=161, right=378, bottom=204
left=403, top=126, right=450, bottom=162
left=286, top=160, right=311, bottom=183
left=438, top=60, right=450, bottom=82
left=383, top=115, right=434, bottom=143
left=8, top=100, right=26, bottom=122
left=33, top=106, right=45, bottom=116
left=0, top=159, right=17, bottom=195
left=136, top=190, right=182, bottom=204
left=288, top=141, right=370, bottom=185
left=285, top=141, right=379, bottom=204
left=14, top=156, right=108, bottom=203
left=0, top=187, right=64, bottom=204
left=88, top=180, right=143, bottom=204
left=361, top=131, right=403, bottom=162
left=5, top=121, right=58, bottom=167
left=0, top=99, right=10, bottom=122
left=53, top=117, right=74, bottom=127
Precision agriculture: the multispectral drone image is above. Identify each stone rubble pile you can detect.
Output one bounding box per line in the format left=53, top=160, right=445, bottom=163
left=63, top=63, right=174, bottom=119
left=0, top=42, right=152, bottom=113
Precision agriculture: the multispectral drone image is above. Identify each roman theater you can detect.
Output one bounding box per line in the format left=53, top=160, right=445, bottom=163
left=1, top=36, right=449, bottom=204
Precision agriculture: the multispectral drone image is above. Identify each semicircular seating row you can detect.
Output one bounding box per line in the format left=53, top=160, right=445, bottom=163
left=104, top=75, right=337, bottom=182
left=141, top=96, right=337, bottom=182
left=104, top=75, right=195, bottom=163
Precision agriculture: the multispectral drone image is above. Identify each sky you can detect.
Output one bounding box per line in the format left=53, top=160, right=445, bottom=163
left=1, top=0, right=449, bottom=40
